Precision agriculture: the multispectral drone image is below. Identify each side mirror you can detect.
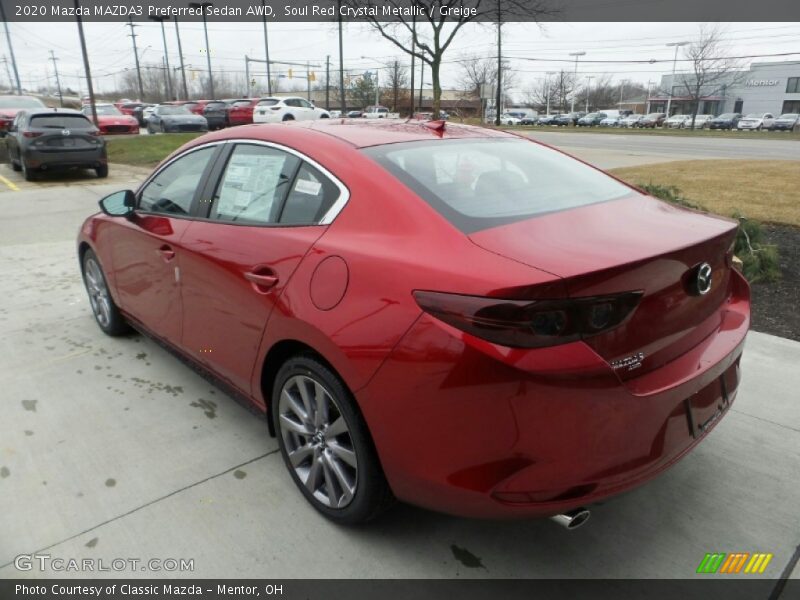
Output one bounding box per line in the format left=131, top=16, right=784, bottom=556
left=99, top=190, right=136, bottom=218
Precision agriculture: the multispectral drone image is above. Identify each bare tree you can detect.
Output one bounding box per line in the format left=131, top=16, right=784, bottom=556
left=522, top=70, right=574, bottom=113
left=457, top=55, right=516, bottom=100
left=344, top=0, right=553, bottom=118
left=382, top=59, right=409, bottom=112
left=679, top=26, right=743, bottom=129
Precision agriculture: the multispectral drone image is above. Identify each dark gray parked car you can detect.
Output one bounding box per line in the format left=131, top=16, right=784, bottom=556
left=5, top=108, right=107, bottom=181
left=146, top=104, right=208, bottom=134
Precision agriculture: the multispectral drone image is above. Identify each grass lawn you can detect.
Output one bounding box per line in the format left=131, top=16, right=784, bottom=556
left=106, top=133, right=203, bottom=167
left=610, top=160, right=800, bottom=228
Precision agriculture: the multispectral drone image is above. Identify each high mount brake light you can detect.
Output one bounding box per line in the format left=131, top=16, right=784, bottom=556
left=413, top=290, right=643, bottom=349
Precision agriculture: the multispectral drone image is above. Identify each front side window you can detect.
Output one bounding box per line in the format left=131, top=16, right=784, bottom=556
left=139, top=147, right=216, bottom=215
left=364, top=138, right=632, bottom=234
left=211, top=144, right=300, bottom=224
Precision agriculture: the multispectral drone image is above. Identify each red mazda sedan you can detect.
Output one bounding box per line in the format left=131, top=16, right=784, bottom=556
left=77, top=120, right=749, bottom=526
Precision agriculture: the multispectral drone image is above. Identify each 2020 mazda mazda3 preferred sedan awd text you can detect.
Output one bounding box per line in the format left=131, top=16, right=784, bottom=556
left=78, top=120, right=750, bottom=526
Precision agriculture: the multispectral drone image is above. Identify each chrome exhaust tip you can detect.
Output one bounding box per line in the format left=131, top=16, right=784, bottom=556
left=549, top=508, right=590, bottom=530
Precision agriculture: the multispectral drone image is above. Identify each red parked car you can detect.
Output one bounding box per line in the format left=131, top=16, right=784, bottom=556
left=226, top=98, right=260, bottom=126
left=0, top=95, right=47, bottom=136
left=78, top=120, right=749, bottom=526
left=82, top=104, right=139, bottom=135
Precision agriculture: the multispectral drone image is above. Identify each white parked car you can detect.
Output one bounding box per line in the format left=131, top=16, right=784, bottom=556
left=619, top=114, right=643, bottom=128
left=252, top=96, right=330, bottom=123
left=499, top=113, right=522, bottom=125
left=599, top=115, right=622, bottom=127
left=737, top=113, right=775, bottom=131
left=681, top=114, right=714, bottom=129
left=664, top=114, right=689, bottom=129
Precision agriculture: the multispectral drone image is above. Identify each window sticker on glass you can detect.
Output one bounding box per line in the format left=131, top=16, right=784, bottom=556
left=214, top=149, right=293, bottom=223
left=294, top=178, right=322, bottom=196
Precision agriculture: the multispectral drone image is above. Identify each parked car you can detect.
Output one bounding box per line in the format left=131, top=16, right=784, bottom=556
left=708, top=113, right=741, bottom=130
left=200, top=101, right=229, bottom=130
left=0, top=95, right=47, bottom=136
left=146, top=105, right=208, bottom=134
left=77, top=120, right=750, bottom=526
left=619, top=114, right=643, bottom=128
left=554, top=112, right=584, bottom=126
left=599, top=115, right=623, bottom=127
left=663, top=114, right=690, bottom=129
left=499, top=113, right=522, bottom=125
left=347, top=110, right=364, bottom=118
left=520, top=115, right=539, bottom=125
left=681, top=114, right=714, bottom=129
left=329, top=110, right=342, bottom=118
left=771, top=113, right=799, bottom=131
left=363, top=105, right=399, bottom=119
left=225, top=99, right=260, bottom=126
left=5, top=108, right=106, bottom=180
left=637, top=113, right=666, bottom=128
left=81, top=104, right=139, bottom=135
left=115, top=102, right=145, bottom=118
left=577, top=112, right=607, bottom=127
left=130, top=103, right=155, bottom=128
left=535, top=114, right=560, bottom=126
left=252, top=96, right=331, bottom=123
left=737, top=113, right=775, bottom=131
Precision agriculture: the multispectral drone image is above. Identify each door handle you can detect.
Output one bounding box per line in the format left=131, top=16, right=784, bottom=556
left=157, top=245, right=175, bottom=262
left=244, top=270, right=279, bottom=292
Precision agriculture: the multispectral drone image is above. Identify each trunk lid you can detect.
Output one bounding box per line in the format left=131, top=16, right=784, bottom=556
left=469, top=194, right=738, bottom=379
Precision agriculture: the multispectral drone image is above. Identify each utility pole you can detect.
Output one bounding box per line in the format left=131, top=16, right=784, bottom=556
left=189, top=2, right=214, bottom=99
left=545, top=71, right=555, bottom=116
left=307, top=61, right=311, bottom=101
left=409, top=16, right=415, bottom=116
left=245, top=56, right=250, bottom=97
left=0, top=3, right=22, bottom=94
left=585, top=75, right=593, bottom=112
left=645, top=79, right=654, bottom=114
left=2, top=57, right=13, bottom=94
left=173, top=18, right=188, bottom=99
left=325, top=55, right=330, bottom=110
left=126, top=18, right=144, bottom=101
left=569, top=51, right=586, bottom=113
left=494, top=5, right=502, bottom=126
left=261, top=0, right=272, bottom=95
left=337, top=0, right=345, bottom=112
left=665, top=41, right=688, bottom=117
left=49, top=51, right=64, bottom=106
left=150, top=16, right=173, bottom=100
left=418, top=61, right=424, bottom=112
left=75, top=0, right=98, bottom=127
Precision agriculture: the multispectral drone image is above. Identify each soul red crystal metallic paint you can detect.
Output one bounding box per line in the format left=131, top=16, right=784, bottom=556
left=77, top=120, right=750, bottom=520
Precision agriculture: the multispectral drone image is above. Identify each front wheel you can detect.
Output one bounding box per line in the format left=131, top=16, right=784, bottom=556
left=273, top=355, right=394, bottom=524
left=82, top=250, right=130, bottom=336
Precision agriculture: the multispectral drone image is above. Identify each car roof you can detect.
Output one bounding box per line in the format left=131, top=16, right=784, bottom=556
left=272, top=119, right=514, bottom=148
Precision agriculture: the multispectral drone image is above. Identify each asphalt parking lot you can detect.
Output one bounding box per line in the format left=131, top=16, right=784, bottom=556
left=0, top=147, right=798, bottom=584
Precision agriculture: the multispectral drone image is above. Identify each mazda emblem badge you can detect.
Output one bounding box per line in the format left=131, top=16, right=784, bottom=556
left=696, top=262, right=713, bottom=295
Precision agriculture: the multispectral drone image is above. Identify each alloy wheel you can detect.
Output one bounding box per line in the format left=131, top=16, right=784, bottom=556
left=278, top=374, right=358, bottom=509
left=84, top=257, right=112, bottom=328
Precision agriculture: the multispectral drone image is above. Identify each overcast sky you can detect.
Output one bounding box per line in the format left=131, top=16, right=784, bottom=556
left=3, top=21, right=799, bottom=98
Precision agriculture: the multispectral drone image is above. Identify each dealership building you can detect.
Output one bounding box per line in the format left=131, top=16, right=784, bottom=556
left=648, top=60, right=800, bottom=116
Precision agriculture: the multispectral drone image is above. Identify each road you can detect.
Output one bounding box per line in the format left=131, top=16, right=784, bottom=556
left=0, top=170, right=798, bottom=584
left=520, top=130, right=800, bottom=168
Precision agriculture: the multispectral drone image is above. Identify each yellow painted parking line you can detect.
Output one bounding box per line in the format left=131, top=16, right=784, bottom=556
left=0, top=173, right=19, bottom=191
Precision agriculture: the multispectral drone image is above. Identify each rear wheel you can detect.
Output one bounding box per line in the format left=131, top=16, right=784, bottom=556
left=11, top=159, right=21, bottom=172
left=21, top=160, right=36, bottom=181
left=95, top=164, right=108, bottom=178
left=82, top=249, right=130, bottom=336
left=282, top=114, right=295, bottom=122
left=273, top=355, right=393, bottom=524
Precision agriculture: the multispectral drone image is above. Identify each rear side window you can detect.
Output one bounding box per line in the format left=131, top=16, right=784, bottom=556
left=29, top=114, right=93, bottom=129
left=363, top=139, right=632, bottom=233
left=280, top=163, right=339, bottom=224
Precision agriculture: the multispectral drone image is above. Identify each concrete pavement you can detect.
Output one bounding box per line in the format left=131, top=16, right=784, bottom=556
left=0, top=173, right=798, bottom=581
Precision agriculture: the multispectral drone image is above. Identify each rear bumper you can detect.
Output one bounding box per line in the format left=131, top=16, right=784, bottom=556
left=358, top=271, right=750, bottom=519
left=24, top=147, right=106, bottom=169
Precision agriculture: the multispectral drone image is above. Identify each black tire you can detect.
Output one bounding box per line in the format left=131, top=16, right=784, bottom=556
left=95, top=164, right=109, bottom=178
left=272, top=355, right=394, bottom=525
left=11, top=159, right=21, bottom=172
left=282, top=114, right=295, bottom=121
left=21, top=159, right=36, bottom=181
left=320, top=114, right=330, bottom=119
left=82, top=249, right=131, bottom=336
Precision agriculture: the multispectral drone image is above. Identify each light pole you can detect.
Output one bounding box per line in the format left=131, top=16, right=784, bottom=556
left=569, top=51, right=585, bottom=113
left=584, top=75, right=593, bottom=113
left=173, top=18, right=189, bottom=99
left=665, top=41, right=688, bottom=116
left=150, top=16, right=173, bottom=100
left=189, top=2, right=214, bottom=98
left=545, top=71, right=555, bottom=116
left=261, top=0, right=271, bottom=95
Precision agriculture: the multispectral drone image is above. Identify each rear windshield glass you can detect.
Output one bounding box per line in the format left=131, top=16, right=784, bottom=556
left=30, top=114, right=93, bottom=129
left=257, top=99, right=279, bottom=106
left=363, top=139, right=632, bottom=233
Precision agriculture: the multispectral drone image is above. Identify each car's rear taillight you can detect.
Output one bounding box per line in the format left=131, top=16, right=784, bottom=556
left=23, top=131, right=42, bottom=138
left=413, top=290, right=642, bottom=349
